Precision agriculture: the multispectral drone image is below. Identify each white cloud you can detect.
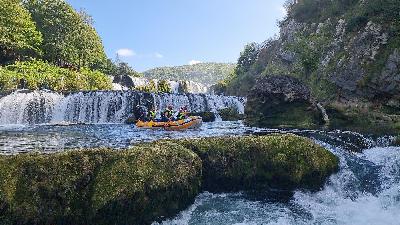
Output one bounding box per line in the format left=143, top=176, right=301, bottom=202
left=189, top=60, right=202, bottom=65
left=154, top=52, right=164, bottom=58
left=116, top=48, right=136, bottom=57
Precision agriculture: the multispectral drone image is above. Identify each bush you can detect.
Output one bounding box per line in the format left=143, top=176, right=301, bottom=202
left=0, top=60, right=112, bottom=92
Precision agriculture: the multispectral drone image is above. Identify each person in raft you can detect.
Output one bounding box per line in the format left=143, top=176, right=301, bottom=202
left=177, top=106, right=189, bottom=120
left=161, top=106, right=174, bottom=122
left=136, top=105, right=148, bottom=121
left=148, top=107, right=157, bottom=121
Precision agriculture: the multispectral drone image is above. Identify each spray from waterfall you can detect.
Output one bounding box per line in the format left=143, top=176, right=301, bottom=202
left=0, top=90, right=246, bottom=125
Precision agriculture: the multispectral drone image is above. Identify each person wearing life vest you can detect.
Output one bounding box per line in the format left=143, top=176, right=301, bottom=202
left=136, top=105, right=148, bottom=121
left=162, top=106, right=174, bottom=122
left=177, top=106, right=188, bottom=120
left=148, top=108, right=156, bottom=121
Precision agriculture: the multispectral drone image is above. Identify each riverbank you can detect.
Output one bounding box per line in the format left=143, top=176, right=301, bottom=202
left=0, top=134, right=338, bottom=225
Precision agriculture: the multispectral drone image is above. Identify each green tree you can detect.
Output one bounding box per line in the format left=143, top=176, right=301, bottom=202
left=0, top=0, right=42, bottom=64
left=235, top=43, right=259, bottom=74
left=23, top=0, right=107, bottom=69
left=114, top=62, right=141, bottom=77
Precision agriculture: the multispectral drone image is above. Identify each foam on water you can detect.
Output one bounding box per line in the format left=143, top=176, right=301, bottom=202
left=156, top=138, right=400, bottom=225
left=0, top=90, right=246, bottom=125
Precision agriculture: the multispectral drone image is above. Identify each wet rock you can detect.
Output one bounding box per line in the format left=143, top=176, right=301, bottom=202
left=0, top=143, right=202, bottom=225
left=245, top=75, right=324, bottom=128
left=112, top=74, right=134, bottom=89
left=190, top=111, right=216, bottom=122
left=175, top=134, right=339, bottom=192
left=218, top=107, right=244, bottom=121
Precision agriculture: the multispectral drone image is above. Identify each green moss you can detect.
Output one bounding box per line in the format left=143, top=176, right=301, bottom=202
left=394, top=136, right=400, bottom=146
left=190, top=111, right=216, bottom=122
left=172, top=134, right=339, bottom=192
left=245, top=101, right=324, bottom=129
left=218, top=107, right=244, bottom=121
left=326, top=103, right=400, bottom=134
left=0, top=143, right=202, bottom=225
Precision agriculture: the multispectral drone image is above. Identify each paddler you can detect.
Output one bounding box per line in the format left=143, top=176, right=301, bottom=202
left=177, top=106, right=189, bottom=120
left=148, top=108, right=157, bottom=121
left=162, top=105, right=174, bottom=122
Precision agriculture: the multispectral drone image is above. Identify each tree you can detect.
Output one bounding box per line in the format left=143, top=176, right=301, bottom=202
left=0, top=0, right=42, bottom=64
left=23, top=0, right=107, bottom=69
left=114, top=62, right=141, bottom=77
left=235, top=43, right=259, bottom=74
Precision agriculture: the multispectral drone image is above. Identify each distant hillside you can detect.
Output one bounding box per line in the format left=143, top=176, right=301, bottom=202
left=143, top=63, right=235, bottom=86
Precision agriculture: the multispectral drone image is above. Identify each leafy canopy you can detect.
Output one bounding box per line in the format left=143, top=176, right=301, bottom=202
left=0, top=0, right=42, bottom=63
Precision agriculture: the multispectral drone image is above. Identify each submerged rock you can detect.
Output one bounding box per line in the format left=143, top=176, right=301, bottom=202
left=245, top=75, right=324, bottom=128
left=175, top=134, right=339, bottom=192
left=0, top=143, right=202, bottom=225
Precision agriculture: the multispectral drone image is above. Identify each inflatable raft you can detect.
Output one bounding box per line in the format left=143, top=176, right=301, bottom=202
left=135, top=116, right=203, bottom=131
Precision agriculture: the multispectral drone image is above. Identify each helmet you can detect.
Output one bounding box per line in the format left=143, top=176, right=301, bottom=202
left=168, top=105, right=173, bottom=110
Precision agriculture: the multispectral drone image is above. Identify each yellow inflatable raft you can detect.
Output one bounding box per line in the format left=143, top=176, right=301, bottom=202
left=135, top=116, right=202, bottom=131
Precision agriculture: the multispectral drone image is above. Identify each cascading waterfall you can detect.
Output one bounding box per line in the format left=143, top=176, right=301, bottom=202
left=0, top=90, right=63, bottom=124
left=0, top=90, right=246, bottom=125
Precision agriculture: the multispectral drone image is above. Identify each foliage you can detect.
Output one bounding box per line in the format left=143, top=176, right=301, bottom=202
left=174, top=134, right=339, bottom=192
left=114, top=62, right=141, bottom=77
left=135, top=79, right=171, bottom=93
left=143, top=63, right=235, bottom=86
left=0, top=0, right=42, bottom=64
left=23, top=0, right=107, bottom=69
left=235, top=43, right=260, bottom=75
left=218, top=107, right=243, bottom=121
left=0, top=60, right=112, bottom=92
left=157, top=79, right=171, bottom=93
left=0, top=142, right=202, bottom=225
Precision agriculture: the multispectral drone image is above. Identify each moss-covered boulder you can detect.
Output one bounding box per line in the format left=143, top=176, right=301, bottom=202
left=0, top=142, right=202, bottom=225
left=245, top=76, right=324, bottom=128
left=190, top=111, right=216, bottom=122
left=218, top=107, right=244, bottom=121
left=174, top=134, right=339, bottom=192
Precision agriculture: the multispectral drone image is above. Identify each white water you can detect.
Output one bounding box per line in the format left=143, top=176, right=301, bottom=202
left=0, top=90, right=246, bottom=125
left=156, top=137, right=400, bottom=225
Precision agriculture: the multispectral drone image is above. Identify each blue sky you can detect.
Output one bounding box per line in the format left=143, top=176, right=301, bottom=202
left=67, top=0, right=287, bottom=72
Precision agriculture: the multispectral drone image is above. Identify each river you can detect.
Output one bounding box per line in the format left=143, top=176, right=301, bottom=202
left=0, top=90, right=399, bottom=225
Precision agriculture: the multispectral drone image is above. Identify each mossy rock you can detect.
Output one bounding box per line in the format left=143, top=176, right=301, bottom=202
left=190, top=111, right=216, bottom=122
left=125, top=116, right=136, bottom=124
left=171, top=134, right=339, bottom=192
left=394, top=136, right=400, bottom=146
left=326, top=103, right=400, bottom=135
left=246, top=101, right=324, bottom=128
left=218, top=107, right=244, bottom=121
left=0, top=143, right=202, bottom=225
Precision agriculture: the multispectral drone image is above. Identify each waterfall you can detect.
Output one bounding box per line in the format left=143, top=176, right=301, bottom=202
left=0, top=90, right=246, bottom=125
left=0, top=90, right=63, bottom=124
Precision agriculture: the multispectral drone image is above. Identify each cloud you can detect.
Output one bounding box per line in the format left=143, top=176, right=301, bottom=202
left=154, top=52, right=164, bottom=58
left=189, top=60, right=202, bottom=65
left=116, top=48, right=136, bottom=57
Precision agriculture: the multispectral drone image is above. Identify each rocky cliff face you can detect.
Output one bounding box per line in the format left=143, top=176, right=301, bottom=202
left=229, top=0, right=400, bottom=132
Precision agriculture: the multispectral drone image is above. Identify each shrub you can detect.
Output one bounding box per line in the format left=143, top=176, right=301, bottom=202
left=0, top=60, right=112, bottom=92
